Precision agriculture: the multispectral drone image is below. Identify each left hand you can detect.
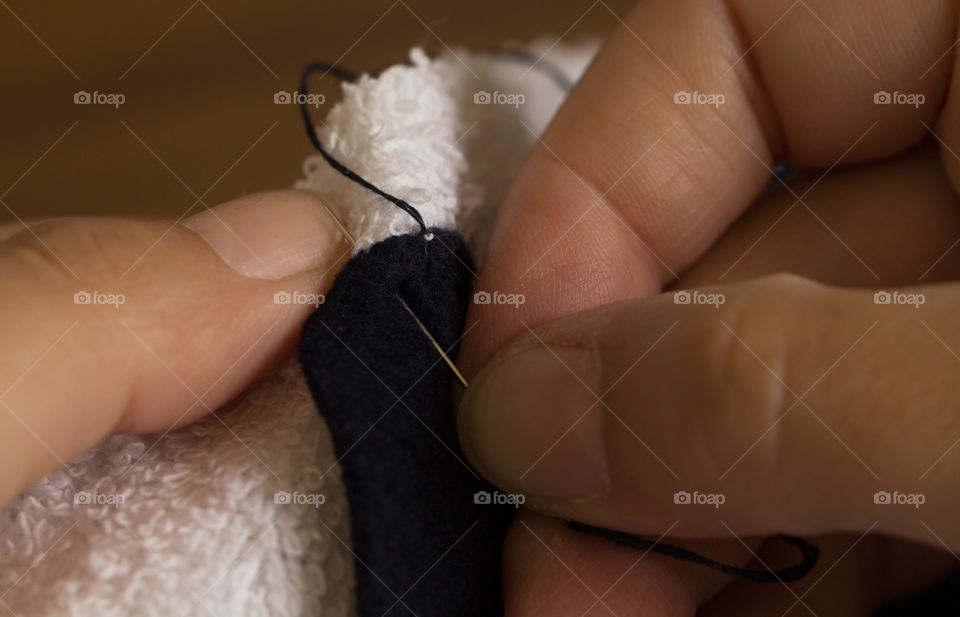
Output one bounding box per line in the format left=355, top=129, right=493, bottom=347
left=0, top=189, right=348, bottom=506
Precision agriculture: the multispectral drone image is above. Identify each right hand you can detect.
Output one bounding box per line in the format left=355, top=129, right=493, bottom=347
left=458, top=0, right=960, bottom=613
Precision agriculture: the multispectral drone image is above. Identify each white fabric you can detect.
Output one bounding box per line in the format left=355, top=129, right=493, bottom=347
left=0, top=359, right=355, bottom=617
left=0, top=41, right=596, bottom=617
left=295, top=42, right=597, bottom=262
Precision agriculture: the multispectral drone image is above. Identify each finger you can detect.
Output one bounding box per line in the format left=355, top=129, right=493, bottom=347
left=0, top=219, right=52, bottom=242
left=678, top=142, right=960, bottom=287
left=928, top=9, right=960, bottom=200
left=0, top=189, right=350, bottom=505
left=729, top=0, right=955, bottom=164
left=462, top=0, right=957, bottom=373
left=459, top=274, right=960, bottom=548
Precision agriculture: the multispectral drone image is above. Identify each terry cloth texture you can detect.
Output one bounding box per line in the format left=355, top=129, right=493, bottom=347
left=299, top=229, right=515, bottom=617
left=0, top=41, right=596, bottom=617
left=295, top=42, right=597, bottom=263
left=0, top=359, right=355, bottom=617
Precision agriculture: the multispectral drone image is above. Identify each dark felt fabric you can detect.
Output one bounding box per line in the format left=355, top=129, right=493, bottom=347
left=298, top=229, right=515, bottom=617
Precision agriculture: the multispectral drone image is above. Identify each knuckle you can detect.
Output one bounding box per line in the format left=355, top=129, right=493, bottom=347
left=692, top=274, right=807, bottom=476
left=4, top=219, right=141, bottom=286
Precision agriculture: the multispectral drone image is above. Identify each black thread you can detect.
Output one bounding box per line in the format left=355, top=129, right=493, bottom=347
left=569, top=521, right=819, bottom=583
left=299, top=62, right=428, bottom=235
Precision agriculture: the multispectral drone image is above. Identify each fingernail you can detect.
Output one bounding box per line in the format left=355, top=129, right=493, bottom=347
left=183, top=190, right=343, bottom=280
left=458, top=345, right=610, bottom=501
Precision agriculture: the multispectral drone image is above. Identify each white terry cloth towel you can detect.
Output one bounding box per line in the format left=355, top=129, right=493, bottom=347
left=0, top=40, right=597, bottom=617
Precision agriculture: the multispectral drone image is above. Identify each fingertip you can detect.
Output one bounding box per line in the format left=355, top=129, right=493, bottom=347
left=458, top=342, right=610, bottom=504
left=181, top=189, right=350, bottom=280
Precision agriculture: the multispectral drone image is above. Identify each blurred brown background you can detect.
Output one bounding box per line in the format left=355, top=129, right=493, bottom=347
left=0, top=0, right=632, bottom=222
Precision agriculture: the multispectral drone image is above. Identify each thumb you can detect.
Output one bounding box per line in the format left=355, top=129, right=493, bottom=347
left=458, top=274, right=960, bottom=549
left=0, top=190, right=349, bottom=504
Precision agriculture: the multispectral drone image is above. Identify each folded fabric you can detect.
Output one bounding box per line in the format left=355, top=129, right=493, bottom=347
left=299, top=228, right=513, bottom=617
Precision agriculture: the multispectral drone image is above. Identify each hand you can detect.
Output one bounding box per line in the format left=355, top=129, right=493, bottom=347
left=0, top=190, right=348, bottom=506
left=458, top=0, right=960, bottom=613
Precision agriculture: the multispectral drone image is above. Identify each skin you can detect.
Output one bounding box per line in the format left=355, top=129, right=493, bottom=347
left=3, top=0, right=960, bottom=613
left=453, top=0, right=960, bottom=613
left=0, top=190, right=352, bottom=505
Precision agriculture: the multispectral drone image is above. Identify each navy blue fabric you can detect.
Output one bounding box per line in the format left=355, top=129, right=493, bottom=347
left=298, top=229, right=515, bottom=617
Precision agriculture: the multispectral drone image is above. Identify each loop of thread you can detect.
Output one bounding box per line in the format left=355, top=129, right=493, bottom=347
left=568, top=521, right=820, bottom=583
